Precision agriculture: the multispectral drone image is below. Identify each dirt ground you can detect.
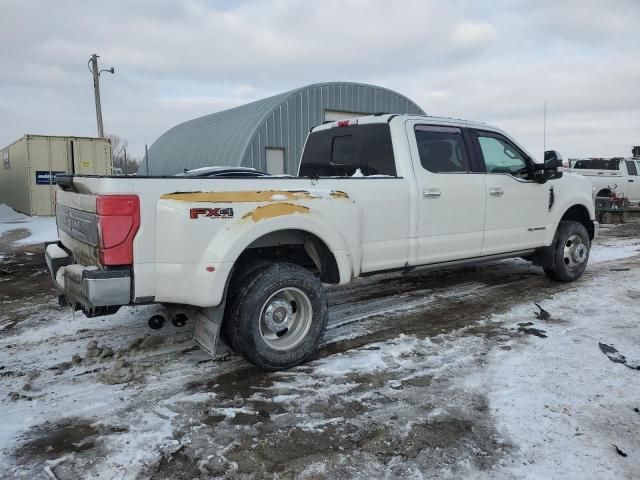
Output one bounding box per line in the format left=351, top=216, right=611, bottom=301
left=1, top=218, right=640, bottom=479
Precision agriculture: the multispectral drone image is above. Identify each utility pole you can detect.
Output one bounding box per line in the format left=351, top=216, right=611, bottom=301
left=88, top=54, right=114, bottom=138
left=145, top=144, right=150, bottom=176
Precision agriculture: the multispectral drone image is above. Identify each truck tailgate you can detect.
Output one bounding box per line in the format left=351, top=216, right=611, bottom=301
left=55, top=190, right=101, bottom=266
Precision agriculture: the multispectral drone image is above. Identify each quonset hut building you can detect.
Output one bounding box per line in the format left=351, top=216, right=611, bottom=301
left=147, top=82, right=425, bottom=176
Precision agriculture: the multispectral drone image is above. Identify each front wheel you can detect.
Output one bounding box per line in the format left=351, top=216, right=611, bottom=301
left=544, top=221, right=590, bottom=282
left=225, top=262, right=328, bottom=370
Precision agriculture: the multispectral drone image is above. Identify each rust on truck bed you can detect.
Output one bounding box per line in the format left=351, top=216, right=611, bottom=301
left=241, top=203, right=310, bottom=222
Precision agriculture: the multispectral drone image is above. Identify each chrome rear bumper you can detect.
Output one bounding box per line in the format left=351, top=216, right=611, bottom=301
left=44, top=241, right=131, bottom=314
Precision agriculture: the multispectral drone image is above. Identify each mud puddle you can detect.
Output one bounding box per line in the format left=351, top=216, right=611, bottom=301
left=0, top=232, right=58, bottom=330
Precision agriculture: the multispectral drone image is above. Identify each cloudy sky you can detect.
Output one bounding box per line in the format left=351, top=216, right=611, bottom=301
left=1, top=0, right=638, bottom=161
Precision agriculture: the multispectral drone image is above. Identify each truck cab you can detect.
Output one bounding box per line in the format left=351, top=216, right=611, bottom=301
left=303, top=115, right=596, bottom=263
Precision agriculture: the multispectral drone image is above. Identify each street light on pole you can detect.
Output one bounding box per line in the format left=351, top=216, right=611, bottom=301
left=88, top=53, right=114, bottom=138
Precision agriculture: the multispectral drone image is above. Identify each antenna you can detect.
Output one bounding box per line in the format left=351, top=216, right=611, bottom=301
left=543, top=98, right=547, bottom=155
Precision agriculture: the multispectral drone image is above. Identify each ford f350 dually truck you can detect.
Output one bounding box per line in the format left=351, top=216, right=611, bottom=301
left=45, top=114, right=597, bottom=370
left=568, top=157, right=640, bottom=203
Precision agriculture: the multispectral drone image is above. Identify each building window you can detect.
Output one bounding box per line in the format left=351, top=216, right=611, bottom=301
left=2, top=149, right=9, bottom=169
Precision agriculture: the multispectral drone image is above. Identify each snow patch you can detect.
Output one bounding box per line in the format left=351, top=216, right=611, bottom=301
left=0, top=204, right=28, bottom=223
left=589, top=238, right=640, bottom=264
left=0, top=204, right=58, bottom=245
left=482, top=269, right=640, bottom=479
left=296, top=417, right=344, bottom=432
left=45, top=243, right=69, bottom=260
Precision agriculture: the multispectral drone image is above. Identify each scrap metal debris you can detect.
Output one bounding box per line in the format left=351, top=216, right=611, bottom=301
left=518, top=327, right=548, bottom=338
left=534, top=303, right=551, bottom=320
left=43, top=454, right=72, bottom=480
left=612, top=444, right=628, bottom=457
left=598, top=343, right=640, bottom=370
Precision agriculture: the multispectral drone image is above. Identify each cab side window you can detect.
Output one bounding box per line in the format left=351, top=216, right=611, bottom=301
left=625, top=160, right=638, bottom=176
left=477, top=133, right=528, bottom=178
left=415, top=127, right=470, bottom=173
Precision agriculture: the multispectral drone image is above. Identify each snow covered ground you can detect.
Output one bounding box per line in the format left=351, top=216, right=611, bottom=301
left=0, top=204, right=57, bottom=246
left=1, top=208, right=639, bottom=479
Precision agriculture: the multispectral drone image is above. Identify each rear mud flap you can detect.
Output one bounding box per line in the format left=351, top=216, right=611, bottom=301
left=192, top=304, right=225, bottom=357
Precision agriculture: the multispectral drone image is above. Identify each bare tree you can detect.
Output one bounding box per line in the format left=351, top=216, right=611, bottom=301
left=107, top=134, right=139, bottom=174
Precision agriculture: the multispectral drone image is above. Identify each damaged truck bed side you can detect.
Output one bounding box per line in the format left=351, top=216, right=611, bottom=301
left=45, top=114, right=598, bottom=370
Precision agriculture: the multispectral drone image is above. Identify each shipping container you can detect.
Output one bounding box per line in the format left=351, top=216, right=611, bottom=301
left=0, top=135, right=112, bottom=216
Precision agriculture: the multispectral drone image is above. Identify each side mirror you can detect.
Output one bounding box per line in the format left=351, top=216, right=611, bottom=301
left=542, top=150, right=563, bottom=181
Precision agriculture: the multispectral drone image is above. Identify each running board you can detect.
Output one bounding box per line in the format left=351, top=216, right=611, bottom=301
left=361, top=249, right=537, bottom=278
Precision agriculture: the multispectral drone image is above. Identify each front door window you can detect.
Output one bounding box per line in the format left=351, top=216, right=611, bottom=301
left=477, top=135, right=528, bottom=178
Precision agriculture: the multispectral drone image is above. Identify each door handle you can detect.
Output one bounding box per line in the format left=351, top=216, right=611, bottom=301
left=423, top=189, right=441, bottom=198
left=629, top=179, right=634, bottom=183
left=489, top=187, right=504, bottom=197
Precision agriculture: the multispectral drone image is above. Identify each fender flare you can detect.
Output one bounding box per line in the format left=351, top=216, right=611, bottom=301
left=199, top=210, right=359, bottom=284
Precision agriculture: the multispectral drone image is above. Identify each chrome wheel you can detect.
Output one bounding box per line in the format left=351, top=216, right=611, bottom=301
left=259, top=287, right=313, bottom=351
left=563, top=234, right=587, bottom=270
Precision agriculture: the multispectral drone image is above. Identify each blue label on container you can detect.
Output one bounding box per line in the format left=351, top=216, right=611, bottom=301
left=35, top=171, right=65, bottom=185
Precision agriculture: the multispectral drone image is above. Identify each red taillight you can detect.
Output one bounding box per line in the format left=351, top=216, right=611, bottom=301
left=96, top=195, right=140, bottom=265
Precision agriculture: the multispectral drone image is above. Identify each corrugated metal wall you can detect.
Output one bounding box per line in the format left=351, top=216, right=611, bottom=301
left=148, top=82, right=425, bottom=175
left=0, top=136, right=112, bottom=216
left=243, top=83, right=424, bottom=173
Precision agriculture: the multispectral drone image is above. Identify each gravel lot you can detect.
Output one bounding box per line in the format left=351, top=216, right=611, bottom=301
left=1, top=214, right=639, bottom=479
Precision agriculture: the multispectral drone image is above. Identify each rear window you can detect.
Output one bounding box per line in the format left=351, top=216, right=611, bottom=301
left=299, top=124, right=396, bottom=177
left=573, top=159, right=620, bottom=170
left=415, top=127, right=470, bottom=173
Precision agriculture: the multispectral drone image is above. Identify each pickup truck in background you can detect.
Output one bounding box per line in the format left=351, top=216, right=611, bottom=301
left=569, top=157, right=640, bottom=202
left=45, top=114, right=597, bottom=370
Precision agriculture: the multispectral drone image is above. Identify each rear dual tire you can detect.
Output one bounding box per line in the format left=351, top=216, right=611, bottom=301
left=223, top=262, right=328, bottom=371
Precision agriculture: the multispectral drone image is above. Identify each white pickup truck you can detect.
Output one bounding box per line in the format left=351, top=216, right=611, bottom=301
left=569, top=157, right=640, bottom=202
left=46, top=114, right=597, bottom=370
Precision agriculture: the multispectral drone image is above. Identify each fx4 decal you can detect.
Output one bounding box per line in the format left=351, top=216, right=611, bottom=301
left=190, top=207, right=234, bottom=219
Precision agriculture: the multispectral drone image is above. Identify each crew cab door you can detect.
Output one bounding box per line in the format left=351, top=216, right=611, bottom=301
left=623, top=160, right=640, bottom=202
left=470, top=130, right=550, bottom=255
left=407, top=123, right=486, bottom=264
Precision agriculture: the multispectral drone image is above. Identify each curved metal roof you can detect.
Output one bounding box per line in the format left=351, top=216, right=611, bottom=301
left=147, top=82, right=425, bottom=175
